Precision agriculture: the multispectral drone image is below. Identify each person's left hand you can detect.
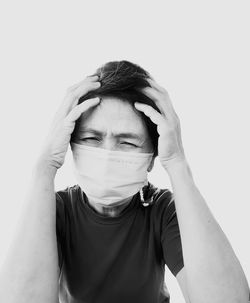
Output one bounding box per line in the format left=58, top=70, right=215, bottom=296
left=134, top=78, right=186, bottom=169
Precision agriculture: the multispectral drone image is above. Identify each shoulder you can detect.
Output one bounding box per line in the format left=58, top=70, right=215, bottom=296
left=55, top=184, right=80, bottom=211
left=146, top=181, right=174, bottom=213
left=144, top=182, right=176, bottom=246
left=56, top=183, right=78, bottom=198
left=142, top=182, right=176, bottom=230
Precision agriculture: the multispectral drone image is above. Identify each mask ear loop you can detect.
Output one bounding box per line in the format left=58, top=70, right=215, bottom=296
left=140, top=181, right=152, bottom=207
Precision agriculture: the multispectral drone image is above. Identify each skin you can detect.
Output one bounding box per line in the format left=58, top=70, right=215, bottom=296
left=134, top=78, right=249, bottom=302
left=71, top=96, right=156, bottom=217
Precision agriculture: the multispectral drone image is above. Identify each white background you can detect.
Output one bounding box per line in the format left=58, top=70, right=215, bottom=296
left=0, top=1, right=249, bottom=301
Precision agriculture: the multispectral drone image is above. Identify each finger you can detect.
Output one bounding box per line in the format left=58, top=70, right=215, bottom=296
left=70, top=80, right=101, bottom=100
left=87, top=74, right=99, bottom=80
left=67, top=75, right=99, bottom=92
left=147, top=80, right=178, bottom=116
left=59, top=81, right=101, bottom=117
left=141, top=85, right=178, bottom=119
left=134, top=102, right=165, bottom=126
left=65, top=97, right=100, bottom=124
left=147, top=78, right=168, bottom=93
left=138, top=86, right=171, bottom=115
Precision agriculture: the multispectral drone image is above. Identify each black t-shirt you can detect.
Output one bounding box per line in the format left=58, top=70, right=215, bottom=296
left=56, top=181, right=184, bottom=303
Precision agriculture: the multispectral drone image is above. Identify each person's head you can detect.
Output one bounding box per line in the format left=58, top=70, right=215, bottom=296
left=70, top=60, right=161, bottom=172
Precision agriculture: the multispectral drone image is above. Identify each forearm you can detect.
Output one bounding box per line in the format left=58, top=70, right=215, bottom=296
left=0, top=158, right=59, bottom=303
left=164, top=158, right=249, bottom=303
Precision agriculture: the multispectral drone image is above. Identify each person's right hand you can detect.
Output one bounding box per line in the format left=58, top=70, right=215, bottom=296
left=38, top=75, right=101, bottom=170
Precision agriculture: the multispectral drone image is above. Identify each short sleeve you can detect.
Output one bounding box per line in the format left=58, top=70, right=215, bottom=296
left=160, top=191, right=184, bottom=277
left=55, top=191, right=66, bottom=272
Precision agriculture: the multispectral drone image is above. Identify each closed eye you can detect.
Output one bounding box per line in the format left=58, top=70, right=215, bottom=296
left=80, top=138, right=138, bottom=147
left=120, top=142, right=138, bottom=147
left=80, top=137, right=99, bottom=141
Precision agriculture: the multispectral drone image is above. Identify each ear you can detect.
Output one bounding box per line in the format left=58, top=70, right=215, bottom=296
left=147, top=156, right=156, bottom=172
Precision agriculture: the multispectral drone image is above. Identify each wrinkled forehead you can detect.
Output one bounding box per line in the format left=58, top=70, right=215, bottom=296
left=79, top=96, right=137, bottom=119
left=77, top=97, right=148, bottom=135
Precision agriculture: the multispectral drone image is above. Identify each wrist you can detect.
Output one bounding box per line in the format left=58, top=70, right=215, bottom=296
left=32, top=156, right=58, bottom=179
left=162, top=156, right=194, bottom=182
left=161, top=155, right=188, bottom=171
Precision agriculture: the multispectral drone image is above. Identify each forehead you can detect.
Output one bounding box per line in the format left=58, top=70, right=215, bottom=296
left=78, top=97, right=148, bottom=135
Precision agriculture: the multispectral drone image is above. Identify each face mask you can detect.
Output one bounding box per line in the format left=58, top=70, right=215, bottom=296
left=70, top=142, right=154, bottom=205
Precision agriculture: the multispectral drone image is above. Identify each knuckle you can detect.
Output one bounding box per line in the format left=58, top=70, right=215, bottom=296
left=85, top=75, right=94, bottom=82
left=168, top=125, right=176, bottom=133
left=172, top=118, right=179, bottom=128
left=66, top=89, right=78, bottom=100
left=173, top=112, right=180, bottom=123
left=66, top=86, right=74, bottom=93
left=72, top=104, right=80, bottom=113
left=62, top=117, right=71, bottom=127
left=161, top=85, right=167, bottom=92
left=162, top=89, right=169, bottom=97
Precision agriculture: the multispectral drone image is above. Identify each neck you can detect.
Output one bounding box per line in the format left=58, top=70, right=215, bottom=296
left=87, top=196, right=134, bottom=217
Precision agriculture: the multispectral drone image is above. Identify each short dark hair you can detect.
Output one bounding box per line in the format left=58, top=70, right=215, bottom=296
left=71, top=60, right=161, bottom=158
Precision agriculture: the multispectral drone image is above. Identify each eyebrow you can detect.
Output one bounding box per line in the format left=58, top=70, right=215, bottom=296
left=79, top=127, right=143, bottom=141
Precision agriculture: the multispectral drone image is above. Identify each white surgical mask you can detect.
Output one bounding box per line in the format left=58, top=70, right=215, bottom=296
left=70, top=142, right=154, bottom=205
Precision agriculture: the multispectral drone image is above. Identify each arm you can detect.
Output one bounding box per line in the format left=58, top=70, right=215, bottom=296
left=134, top=78, right=249, bottom=302
left=0, top=75, right=101, bottom=303
left=176, top=267, right=191, bottom=303
left=0, top=158, right=59, bottom=303
left=165, top=158, right=250, bottom=303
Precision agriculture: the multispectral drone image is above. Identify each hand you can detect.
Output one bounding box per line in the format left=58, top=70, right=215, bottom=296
left=38, top=75, right=101, bottom=169
left=134, top=78, right=186, bottom=169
